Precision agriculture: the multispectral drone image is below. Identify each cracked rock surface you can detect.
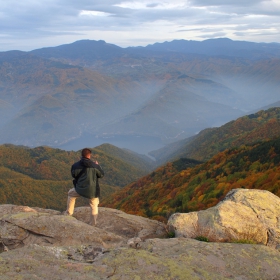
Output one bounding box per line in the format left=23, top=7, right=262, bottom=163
left=0, top=238, right=280, bottom=279
left=0, top=204, right=167, bottom=251
left=1, top=189, right=280, bottom=279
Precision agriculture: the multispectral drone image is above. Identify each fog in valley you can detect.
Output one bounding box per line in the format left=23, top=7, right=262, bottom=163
left=0, top=72, right=279, bottom=156
left=0, top=39, right=279, bottom=156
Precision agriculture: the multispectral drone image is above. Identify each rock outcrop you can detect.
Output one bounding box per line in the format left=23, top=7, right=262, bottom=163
left=168, top=188, right=280, bottom=248
left=0, top=205, right=166, bottom=251
left=1, top=189, right=280, bottom=279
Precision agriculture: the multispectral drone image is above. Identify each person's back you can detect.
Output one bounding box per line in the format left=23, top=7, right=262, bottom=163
left=72, top=156, right=104, bottom=198
left=64, top=148, right=104, bottom=226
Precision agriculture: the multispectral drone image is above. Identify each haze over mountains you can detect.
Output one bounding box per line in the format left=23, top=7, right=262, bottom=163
left=150, top=107, right=280, bottom=165
left=0, top=38, right=279, bottom=154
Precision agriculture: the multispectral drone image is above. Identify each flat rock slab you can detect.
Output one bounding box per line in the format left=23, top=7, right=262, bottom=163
left=0, top=238, right=280, bottom=279
left=0, top=204, right=167, bottom=251
left=0, top=205, right=123, bottom=249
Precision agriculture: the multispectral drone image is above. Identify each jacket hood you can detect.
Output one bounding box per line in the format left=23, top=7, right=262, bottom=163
left=80, top=157, right=92, bottom=167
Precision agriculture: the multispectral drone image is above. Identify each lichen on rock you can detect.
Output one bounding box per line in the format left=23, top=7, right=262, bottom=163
left=1, top=189, right=280, bottom=279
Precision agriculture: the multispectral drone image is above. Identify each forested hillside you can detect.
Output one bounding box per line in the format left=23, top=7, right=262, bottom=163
left=150, top=107, right=280, bottom=165
left=0, top=144, right=153, bottom=210
left=2, top=108, right=280, bottom=218
left=103, top=137, right=280, bottom=222
left=94, top=143, right=155, bottom=172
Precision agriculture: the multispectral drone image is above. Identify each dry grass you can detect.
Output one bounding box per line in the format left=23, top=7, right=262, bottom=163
left=191, top=222, right=264, bottom=244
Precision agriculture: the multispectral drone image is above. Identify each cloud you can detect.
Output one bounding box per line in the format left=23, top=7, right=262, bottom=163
left=79, top=10, right=112, bottom=17
left=146, top=3, right=160, bottom=8
left=114, top=1, right=187, bottom=10
left=189, top=0, right=263, bottom=6
left=0, top=0, right=279, bottom=51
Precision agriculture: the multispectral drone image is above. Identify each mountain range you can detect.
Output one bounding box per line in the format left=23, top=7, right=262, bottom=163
left=0, top=38, right=280, bottom=154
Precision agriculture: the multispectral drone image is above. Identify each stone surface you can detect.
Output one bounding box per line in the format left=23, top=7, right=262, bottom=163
left=0, top=238, right=280, bottom=279
left=73, top=206, right=167, bottom=240
left=0, top=205, right=123, bottom=250
left=1, top=190, right=280, bottom=279
left=0, top=204, right=167, bottom=251
left=168, top=189, right=280, bottom=248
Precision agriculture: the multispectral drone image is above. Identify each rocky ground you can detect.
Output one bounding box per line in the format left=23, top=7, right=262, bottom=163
left=1, top=189, right=280, bottom=279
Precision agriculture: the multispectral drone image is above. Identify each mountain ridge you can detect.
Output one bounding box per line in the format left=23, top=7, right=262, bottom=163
left=31, top=38, right=280, bottom=61
left=1, top=38, right=280, bottom=153
left=144, top=38, right=280, bottom=59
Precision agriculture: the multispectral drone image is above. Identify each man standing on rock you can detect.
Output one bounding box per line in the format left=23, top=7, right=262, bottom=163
left=64, top=148, right=104, bottom=226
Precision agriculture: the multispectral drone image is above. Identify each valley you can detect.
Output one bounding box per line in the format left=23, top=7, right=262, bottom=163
left=0, top=108, right=279, bottom=222
left=1, top=38, right=280, bottom=154
left=0, top=38, right=279, bottom=222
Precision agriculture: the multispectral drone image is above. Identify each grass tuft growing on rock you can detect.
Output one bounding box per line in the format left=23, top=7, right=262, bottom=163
left=194, top=236, right=209, bottom=242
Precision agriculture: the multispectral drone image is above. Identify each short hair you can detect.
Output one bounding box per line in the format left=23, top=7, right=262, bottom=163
left=81, top=148, right=91, bottom=158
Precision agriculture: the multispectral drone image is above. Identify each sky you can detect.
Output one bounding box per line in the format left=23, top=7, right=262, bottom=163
left=0, top=0, right=280, bottom=51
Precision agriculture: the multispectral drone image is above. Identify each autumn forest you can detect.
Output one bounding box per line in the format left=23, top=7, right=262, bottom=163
left=0, top=108, right=280, bottom=222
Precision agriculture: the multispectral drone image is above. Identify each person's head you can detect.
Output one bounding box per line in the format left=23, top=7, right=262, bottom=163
left=81, top=148, right=91, bottom=159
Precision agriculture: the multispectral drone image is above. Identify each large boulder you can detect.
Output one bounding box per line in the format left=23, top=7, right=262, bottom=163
left=167, top=189, right=280, bottom=248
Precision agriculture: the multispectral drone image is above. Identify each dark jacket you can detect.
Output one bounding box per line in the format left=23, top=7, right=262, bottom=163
left=71, top=157, right=104, bottom=199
